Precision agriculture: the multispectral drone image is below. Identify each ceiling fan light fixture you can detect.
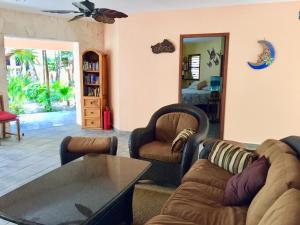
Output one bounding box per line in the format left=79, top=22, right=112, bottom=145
left=42, top=0, right=128, bottom=24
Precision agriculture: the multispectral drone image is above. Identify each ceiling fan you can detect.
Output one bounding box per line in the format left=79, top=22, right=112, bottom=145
left=42, top=0, right=128, bottom=24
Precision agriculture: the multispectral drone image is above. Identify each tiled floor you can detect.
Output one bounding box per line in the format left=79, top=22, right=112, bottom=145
left=11, top=110, right=77, bottom=131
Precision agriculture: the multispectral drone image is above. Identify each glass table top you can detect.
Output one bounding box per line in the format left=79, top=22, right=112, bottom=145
left=0, top=155, right=150, bottom=225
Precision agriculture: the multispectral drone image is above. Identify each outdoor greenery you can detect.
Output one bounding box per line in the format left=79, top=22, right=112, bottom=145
left=7, top=75, right=30, bottom=114
left=6, top=49, right=75, bottom=114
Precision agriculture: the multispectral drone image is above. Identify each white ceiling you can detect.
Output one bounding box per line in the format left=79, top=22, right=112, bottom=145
left=0, top=0, right=297, bottom=15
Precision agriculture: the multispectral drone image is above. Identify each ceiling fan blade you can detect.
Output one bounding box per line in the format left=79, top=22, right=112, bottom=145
left=69, top=14, right=85, bottom=22
left=95, top=8, right=128, bottom=18
left=93, top=15, right=115, bottom=24
left=43, top=10, right=81, bottom=14
left=72, top=0, right=94, bottom=12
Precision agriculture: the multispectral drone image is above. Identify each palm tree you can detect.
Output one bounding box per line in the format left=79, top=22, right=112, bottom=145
left=42, top=50, right=52, bottom=112
left=10, top=49, right=39, bottom=78
left=61, top=51, right=74, bottom=86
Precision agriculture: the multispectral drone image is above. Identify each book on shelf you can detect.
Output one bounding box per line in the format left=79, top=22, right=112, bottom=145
left=84, top=74, right=100, bottom=85
left=83, top=61, right=99, bottom=71
left=85, top=87, right=101, bottom=97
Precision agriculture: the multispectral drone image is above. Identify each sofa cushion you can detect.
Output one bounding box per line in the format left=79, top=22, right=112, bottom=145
left=155, top=112, right=198, bottom=143
left=139, top=141, right=182, bottom=163
left=255, top=139, right=297, bottom=162
left=161, top=182, right=247, bottom=225
left=67, top=137, right=111, bottom=153
left=208, top=141, right=257, bottom=174
left=182, top=159, right=232, bottom=190
left=224, top=156, right=269, bottom=206
left=146, top=215, right=198, bottom=225
left=246, top=153, right=300, bottom=225
left=257, top=189, right=300, bottom=225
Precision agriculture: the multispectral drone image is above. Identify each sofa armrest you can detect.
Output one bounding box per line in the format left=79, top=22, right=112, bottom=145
left=281, top=136, right=300, bottom=160
left=198, top=140, right=217, bottom=159
left=129, top=127, right=155, bottom=158
left=180, top=133, right=207, bottom=177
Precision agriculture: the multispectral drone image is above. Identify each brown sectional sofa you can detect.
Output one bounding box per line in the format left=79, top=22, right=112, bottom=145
left=145, top=137, right=300, bottom=225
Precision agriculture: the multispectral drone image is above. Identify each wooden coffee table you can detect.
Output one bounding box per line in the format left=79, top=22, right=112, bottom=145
left=0, top=155, right=150, bottom=225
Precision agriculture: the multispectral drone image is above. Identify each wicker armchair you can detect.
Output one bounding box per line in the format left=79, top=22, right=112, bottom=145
left=129, top=103, right=209, bottom=186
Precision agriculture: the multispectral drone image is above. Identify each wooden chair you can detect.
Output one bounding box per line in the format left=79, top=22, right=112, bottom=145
left=0, top=95, right=21, bottom=141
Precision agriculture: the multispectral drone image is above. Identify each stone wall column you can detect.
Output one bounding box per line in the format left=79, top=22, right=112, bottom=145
left=0, top=34, right=9, bottom=137
left=0, top=34, right=7, bottom=106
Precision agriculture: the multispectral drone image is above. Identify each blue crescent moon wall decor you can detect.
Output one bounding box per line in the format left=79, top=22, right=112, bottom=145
left=248, top=40, right=275, bottom=70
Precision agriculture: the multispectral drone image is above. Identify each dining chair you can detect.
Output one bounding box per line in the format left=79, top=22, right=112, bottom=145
left=0, top=95, right=21, bottom=141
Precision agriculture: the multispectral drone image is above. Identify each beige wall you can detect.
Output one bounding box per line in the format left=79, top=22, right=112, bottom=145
left=0, top=8, right=105, bottom=124
left=105, top=1, right=300, bottom=144
left=183, top=38, right=223, bottom=85
left=4, top=37, right=75, bottom=51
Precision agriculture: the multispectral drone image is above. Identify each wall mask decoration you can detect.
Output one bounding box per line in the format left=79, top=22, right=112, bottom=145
left=207, top=48, right=216, bottom=60
left=151, top=39, right=175, bottom=54
left=213, top=58, right=219, bottom=66
left=207, top=48, right=222, bottom=68
left=207, top=61, right=213, bottom=68
left=248, top=40, right=275, bottom=70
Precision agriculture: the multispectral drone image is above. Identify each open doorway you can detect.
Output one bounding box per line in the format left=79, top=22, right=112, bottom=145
left=179, top=33, right=229, bottom=139
left=4, top=37, right=80, bottom=131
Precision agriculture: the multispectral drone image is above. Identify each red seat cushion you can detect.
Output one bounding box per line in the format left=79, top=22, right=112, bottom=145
left=0, top=111, right=17, bottom=121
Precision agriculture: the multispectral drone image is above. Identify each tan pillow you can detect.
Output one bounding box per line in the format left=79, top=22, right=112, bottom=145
left=172, top=129, right=195, bottom=152
left=197, top=80, right=207, bottom=90
left=208, top=140, right=258, bottom=174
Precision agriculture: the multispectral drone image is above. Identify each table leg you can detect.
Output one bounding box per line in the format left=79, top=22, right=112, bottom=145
left=123, top=187, right=134, bottom=225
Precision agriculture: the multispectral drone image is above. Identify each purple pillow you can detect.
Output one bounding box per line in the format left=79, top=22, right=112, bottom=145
left=224, top=156, right=269, bottom=206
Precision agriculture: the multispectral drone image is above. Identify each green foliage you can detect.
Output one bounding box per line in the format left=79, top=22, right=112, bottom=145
left=26, top=83, right=52, bottom=112
left=51, top=81, right=74, bottom=104
left=7, top=49, right=75, bottom=114
left=7, top=75, right=31, bottom=114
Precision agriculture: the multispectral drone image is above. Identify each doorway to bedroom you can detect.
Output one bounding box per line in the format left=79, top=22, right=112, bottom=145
left=179, top=33, right=229, bottom=139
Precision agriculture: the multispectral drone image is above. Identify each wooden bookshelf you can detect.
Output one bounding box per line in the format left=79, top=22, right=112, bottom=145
left=81, top=50, right=108, bottom=129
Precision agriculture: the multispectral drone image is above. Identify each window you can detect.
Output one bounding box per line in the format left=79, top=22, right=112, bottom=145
left=188, top=54, right=200, bottom=80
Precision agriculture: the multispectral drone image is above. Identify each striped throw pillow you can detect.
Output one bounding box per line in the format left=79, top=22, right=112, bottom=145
left=208, top=141, right=258, bottom=174
left=172, top=128, right=195, bottom=152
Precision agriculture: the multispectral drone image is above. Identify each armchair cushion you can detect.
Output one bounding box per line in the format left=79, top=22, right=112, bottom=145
left=172, top=128, right=195, bottom=152
left=139, top=141, right=182, bottom=163
left=67, top=137, right=111, bottom=154
left=155, top=112, right=198, bottom=143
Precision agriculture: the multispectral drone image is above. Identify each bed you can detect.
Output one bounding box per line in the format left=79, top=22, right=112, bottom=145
left=181, top=81, right=211, bottom=105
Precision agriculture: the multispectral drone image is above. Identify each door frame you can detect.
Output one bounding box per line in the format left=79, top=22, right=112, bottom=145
left=178, top=33, right=230, bottom=139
